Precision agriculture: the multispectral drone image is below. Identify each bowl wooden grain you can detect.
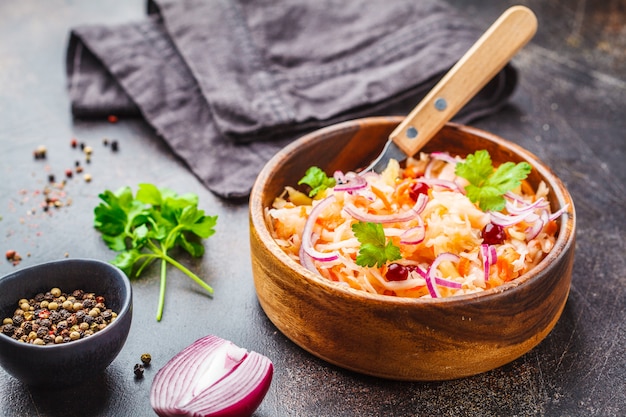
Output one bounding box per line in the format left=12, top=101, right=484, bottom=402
left=249, top=117, right=576, bottom=381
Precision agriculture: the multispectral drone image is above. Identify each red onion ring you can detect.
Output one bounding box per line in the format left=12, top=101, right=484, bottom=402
left=299, top=195, right=338, bottom=273
left=426, top=253, right=462, bottom=297
left=430, top=151, right=460, bottom=165
left=549, top=204, right=569, bottom=221
left=480, top=244, right=498, bottom=282
left=416, top=177, right=461, bottom=191
left=399, top=217, right=425, bottom=245
left=505, top=196, right=549, bottom=215
left=342, top=193, right=428, bottom=224
left=334, top=171, right=367, bottom=192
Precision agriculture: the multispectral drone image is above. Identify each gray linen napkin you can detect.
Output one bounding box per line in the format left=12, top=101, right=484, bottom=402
left=67, top=0, right=517, bottom=199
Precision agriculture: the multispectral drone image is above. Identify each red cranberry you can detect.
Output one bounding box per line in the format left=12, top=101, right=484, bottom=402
left=386, top=263, right=409, bottom=281
left=482, top=223, right=506, bottom=245
left=408, top=182, right=429, bottom=201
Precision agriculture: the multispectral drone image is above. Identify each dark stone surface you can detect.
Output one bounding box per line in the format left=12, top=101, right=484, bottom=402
left=0, top=1, right=624, bottom=416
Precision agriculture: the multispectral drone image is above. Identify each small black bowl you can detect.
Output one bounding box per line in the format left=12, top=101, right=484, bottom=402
left=0, top=258, right=132, bottom=386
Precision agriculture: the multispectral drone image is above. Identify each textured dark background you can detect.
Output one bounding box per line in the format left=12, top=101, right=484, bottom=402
left=1, top=1, right=624, bottom=416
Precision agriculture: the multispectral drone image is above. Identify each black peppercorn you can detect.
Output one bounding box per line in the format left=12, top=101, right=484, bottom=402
left=134, top=363, right=144, bottom=378
left=2, top=324, right=14, bottom=336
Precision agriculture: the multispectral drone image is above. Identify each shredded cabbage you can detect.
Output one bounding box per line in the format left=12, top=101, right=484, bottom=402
left=267, top=152, right=563, bottom=299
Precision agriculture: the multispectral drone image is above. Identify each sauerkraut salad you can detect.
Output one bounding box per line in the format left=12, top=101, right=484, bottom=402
left=266, top=151, right=567, bottom=299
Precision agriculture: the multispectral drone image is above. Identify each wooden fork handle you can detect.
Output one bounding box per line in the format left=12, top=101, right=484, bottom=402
left=389, top=5, right=537, bottom=156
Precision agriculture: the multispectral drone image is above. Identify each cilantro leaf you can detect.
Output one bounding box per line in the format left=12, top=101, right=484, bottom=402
left=298, top=166, right=336, bottom=197
left=352, top=222, right=402, bottom=267
left=455, top=150, right=531, bottom=211
left=94, top=183, right=218, bottom=321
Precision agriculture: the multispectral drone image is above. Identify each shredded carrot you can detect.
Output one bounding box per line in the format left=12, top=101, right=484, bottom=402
left=370, top=185, right=392, bottom=210
left=457, top=257, right=472, bottom=276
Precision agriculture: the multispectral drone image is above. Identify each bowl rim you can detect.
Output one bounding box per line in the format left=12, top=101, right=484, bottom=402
left=250, top=117, right=576, bottom=306
left=0, top=257, right=132, bottom=351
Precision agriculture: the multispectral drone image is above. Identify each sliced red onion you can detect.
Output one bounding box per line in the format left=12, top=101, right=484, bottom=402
left=430, top=152, right=460, bottom=165
left=416, top=177, right=460, bottom=191
left=299, top=195, right=339, bottom=272
left=333, top=170, right=347, bottom=184
left=399, top=217, right=425, bottom=245
left=490, top=210, right=539, bottom=227
left=525, top=209, right=548, bottom=241
left=549, top=203, right=569, bottom=221
left=303, top=233, right=340, bottom=262
left=342, top=193, right=428, bottom=224
left=333, top=171, right=367, bottom=192
left=480, top=244, right=497, bottom=283
left=426, top=253, right=461, bottom=297
left=150, top=335, right=273, bottom=417
left=505, top=196, right=549, bottom=215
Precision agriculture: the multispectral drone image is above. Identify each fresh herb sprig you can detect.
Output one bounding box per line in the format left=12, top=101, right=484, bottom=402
left=298, top=166, right=336, bottom=197
left=93, top=183, right=218, bottom=321
left=352, top=221, right=402, bottom=267
left=455, top=150, right=532, bottom=212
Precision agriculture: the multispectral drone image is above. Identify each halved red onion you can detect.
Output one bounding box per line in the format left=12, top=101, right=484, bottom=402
left=299, top=195, right=339, bottom=272
left=333, top=171, right=367, bottom=192
left=150, top=335, right=273, bottom=417
left=343, top=193, right=428, bottom=224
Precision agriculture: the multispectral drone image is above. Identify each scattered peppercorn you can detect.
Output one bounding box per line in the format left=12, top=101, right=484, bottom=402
left=108, top=115, right=118, bottom=124
left=48, top=174, right=55, bottom=183
left=70, top=138, right=78, bottom=148
left=33, top=145, right=47, bottom=159
left=84, top=173, right=92, bottom=183
left=5, top=250, right=22, bottom=265
left=65, top=168, right=73, bottom=178
left=134, top=363, right=144, bottom=378
left=111, top=140, right=119, bottom=152
left=141, top=353, right=152, bottom=366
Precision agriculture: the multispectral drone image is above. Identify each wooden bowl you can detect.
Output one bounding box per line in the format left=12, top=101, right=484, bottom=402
left=249, top=117, right=576, bottom=381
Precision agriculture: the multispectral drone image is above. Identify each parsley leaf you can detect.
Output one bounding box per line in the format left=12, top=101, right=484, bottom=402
left=94, top=183, right=218, bottom=321
left=352, top=222, right=402, bottom=267
left=455, top=150, right=532, bottom=211
left=298, top=166, right=336, bottom=197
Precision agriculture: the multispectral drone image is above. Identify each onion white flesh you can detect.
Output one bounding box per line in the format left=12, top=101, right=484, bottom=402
left=150, top=335, right=273, bottom=417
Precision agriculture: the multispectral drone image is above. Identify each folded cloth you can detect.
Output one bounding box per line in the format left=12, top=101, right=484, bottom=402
left=67, top=0, right=517, bottom=199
